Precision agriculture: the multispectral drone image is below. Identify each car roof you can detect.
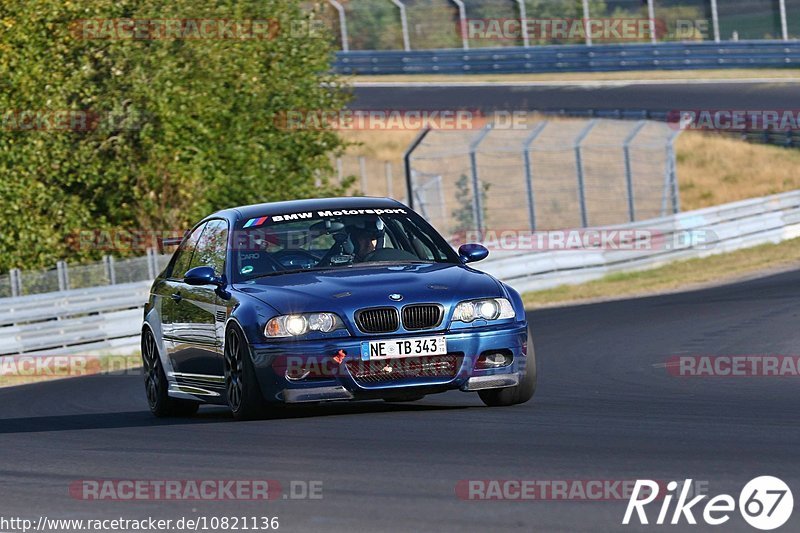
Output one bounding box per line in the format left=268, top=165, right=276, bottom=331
left=212, top=197, right=408, bottom=222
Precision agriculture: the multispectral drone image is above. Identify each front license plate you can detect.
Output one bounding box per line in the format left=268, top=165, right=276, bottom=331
left=361, top=336, right=447, bottom=361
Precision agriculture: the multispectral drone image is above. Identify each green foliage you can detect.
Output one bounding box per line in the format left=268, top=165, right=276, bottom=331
left=451, top=173, right=490, bottom=235
left=342, top=0, right=405, bottom=50
left=0, top=0, right=353, bottom=272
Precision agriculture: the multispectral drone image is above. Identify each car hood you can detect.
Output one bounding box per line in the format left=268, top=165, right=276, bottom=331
left=232, top=263, right=503, bottom=315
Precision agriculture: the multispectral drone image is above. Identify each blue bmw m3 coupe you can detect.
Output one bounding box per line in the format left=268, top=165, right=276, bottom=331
left=141, top=197, right=535, bottom=419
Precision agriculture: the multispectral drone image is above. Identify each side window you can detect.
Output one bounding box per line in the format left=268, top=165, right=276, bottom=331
left=170, top=223, right=207, bottom=280
left=191, top=219, right=229, bottom=277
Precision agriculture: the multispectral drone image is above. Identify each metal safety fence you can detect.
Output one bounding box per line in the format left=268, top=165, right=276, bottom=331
left=316, top=0, right=799, bottom=52
left=0, top=250, right=171, bottom=299
left=334, top=40, right=800, bottom=74
left=333, top=155, right=408, bottom=203
left=405, top=118, right=680, bottom=239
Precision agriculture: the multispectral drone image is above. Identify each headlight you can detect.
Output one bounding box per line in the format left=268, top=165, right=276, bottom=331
left=265, top=313, right=344, bottom=338
left=452, top=298, right=515, bottom=323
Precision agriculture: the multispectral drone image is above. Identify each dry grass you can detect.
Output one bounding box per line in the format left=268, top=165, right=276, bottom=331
left=342, top=130, right=420, bottom=162
left=522, top=237, right=800, bottom=309
left=676, top=132, right=800, bottom=210
left=341, top=120, right=800, bottom=212
left=353, top=69, right=800, bottom=83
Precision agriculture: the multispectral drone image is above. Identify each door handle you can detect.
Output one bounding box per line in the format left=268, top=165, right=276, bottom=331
left=171, top=292, right=182, bottom=302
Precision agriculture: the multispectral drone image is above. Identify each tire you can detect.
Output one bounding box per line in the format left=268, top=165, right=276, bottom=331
left=478, top=327, right=537, bottom=407
left=141, top=328, right=199, bottom=417
left=224, top=325, right=265, bottom=420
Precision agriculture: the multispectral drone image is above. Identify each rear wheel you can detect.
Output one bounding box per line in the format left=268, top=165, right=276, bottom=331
left=224, top=326, right=265, bottom=420
left=141, top=329, right=199, bottom=417
left=479, top=327, right=537, bottom=407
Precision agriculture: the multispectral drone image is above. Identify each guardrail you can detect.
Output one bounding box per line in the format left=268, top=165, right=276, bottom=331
left=476, top=190, right=800, bottom=293
left=335, top=41, right=800, bottom=75
left=0, top=281, right=150, bottom=356
left=2, top=189, right=800, bottom=355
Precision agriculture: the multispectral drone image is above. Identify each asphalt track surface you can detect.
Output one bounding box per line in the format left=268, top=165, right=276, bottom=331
left=351, top=81, right=800, bottom=113
left=2, top=270, right=800, bottom=533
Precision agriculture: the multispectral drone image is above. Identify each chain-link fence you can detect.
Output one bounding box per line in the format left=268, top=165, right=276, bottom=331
left=334, top=154, right=408, bottom=202
left=316, top=0, right=795, bottom=51
left=406, top=118, right=680, bottom=239
left=0, top=250, right=170, bottom=299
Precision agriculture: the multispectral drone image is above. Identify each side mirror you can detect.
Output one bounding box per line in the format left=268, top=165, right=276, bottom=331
left=184, top=266, right=223, bottom=287
left=458, top=243, right=489, bottom=264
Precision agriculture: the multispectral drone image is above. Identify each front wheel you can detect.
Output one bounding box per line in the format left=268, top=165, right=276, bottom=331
left=479, top=327, right=537, bottom=407
left=224, top=326, right=265, bottom=420
left=141, top=329, right=199, bottom=417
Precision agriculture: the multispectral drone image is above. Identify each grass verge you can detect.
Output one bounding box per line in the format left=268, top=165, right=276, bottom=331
left=522, top=237, right=800, bottom=309
left=0, top=353, right=141, bottom=388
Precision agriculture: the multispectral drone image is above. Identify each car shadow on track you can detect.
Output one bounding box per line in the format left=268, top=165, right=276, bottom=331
left=0, top=402, right=475, bottom=434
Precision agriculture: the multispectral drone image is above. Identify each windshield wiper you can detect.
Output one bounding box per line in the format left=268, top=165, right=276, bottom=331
left=244, top=267, right=328, bottom=280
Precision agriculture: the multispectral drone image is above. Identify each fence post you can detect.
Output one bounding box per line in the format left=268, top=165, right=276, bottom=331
left=336, top=157, right=343, bottom=184
left=515, top=0, right=530, bottom=47
left=410, top=170, right=427, bottom=217
left=385, top=161, right=394, bottom=198
left=390, top=0, right=411, bottom=51
left=574, top=120, right=597, bottom=228
left=469, top=123, right=494, bottom=240
left=359, top=156, right=368, bottom=195
left=146, top=248, right=157, bottom=280
left=623, top=121, right=647, bottom=222
left=779, top=0, right=789, bottom=41
left=326, top=0, right=349, bottom=52
left=451, top=0, right=469, bottom=50
left=403, top=128, right=432, bottom=209
left=647, top=0, right=657, bottom=44
left=668, top=130, right=682, bottom=214
left=522, top=121, right=549, bottom=231
left=582, top=0, right=592, bottom=46
left=10, top=268, right=20, bottom=298
left=104, top=255, right=117, bottom=285
left=710, top=0, right=720, bottom=42
left=57, top=261, right=69, bottom=292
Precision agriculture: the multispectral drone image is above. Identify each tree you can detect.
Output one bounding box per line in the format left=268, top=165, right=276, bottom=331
left=451, top=173, right=490, bottom=237
left=0, top=0, right=353, bottom=272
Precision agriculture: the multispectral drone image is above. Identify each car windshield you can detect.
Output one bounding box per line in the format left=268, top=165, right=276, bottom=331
left=232, top=207, right=460, bottom=281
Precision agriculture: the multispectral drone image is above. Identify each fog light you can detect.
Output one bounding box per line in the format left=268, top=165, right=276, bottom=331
left=476, top=351, right=512, bottom=369
left=286, top=367, right=312, bottom=381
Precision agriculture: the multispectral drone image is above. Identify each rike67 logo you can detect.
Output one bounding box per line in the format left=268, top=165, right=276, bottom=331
left=623, top=477, right=793, bottom=530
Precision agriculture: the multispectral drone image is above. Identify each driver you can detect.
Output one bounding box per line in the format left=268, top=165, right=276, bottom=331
left=348, top=217, right=385, bottom=262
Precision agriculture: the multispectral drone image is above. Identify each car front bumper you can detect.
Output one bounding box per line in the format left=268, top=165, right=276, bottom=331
left=249, top=323, right=529, bottom=403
